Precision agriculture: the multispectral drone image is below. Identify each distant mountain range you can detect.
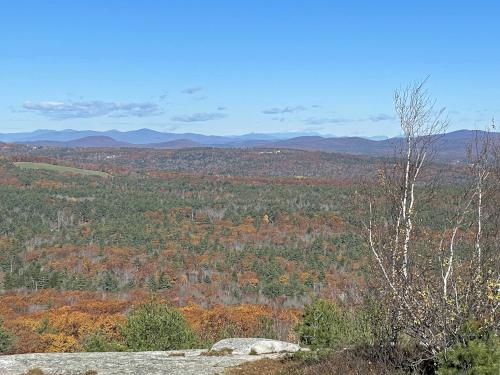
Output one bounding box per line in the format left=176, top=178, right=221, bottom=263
left=1, top=128, right=497, bottom=161
left=0, top=128, right=387, bottom=144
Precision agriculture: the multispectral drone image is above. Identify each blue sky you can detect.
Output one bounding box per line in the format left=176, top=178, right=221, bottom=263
left=1, top=1, right=499, bottom=136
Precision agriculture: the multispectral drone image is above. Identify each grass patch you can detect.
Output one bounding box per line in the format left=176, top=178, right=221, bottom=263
left=25, top=369, right=44, bottom=375
left=167, top=352, right=186, bottom=357
left=25, top=368, right=98, bottom=375
left=14, top=162, right=109, bottom=177
left=224, top=358, right=290, bottom=375
left=201, top=348, right=234, bottom=356
left=225, top=349, right=407, bottom=375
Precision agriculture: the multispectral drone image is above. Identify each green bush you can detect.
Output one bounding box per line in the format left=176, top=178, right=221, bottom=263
left=294, top=299, right=372, bottom=349
left=82, top=330, right=126, bottom=352
left=357, top=296, right=391, bottom=347
left=0, top=317, right=15, bottom=353
left=437, top=332, right=500, bottom=375
left=121, top=301, right=197, bottom=351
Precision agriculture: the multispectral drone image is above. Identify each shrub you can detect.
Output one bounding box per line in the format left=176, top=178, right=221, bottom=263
left=0, top=317, right=15, bottom=353
left=121, top=301, right=196, bottom=351
left=294, top=299, right=372, bottom=349
left=357, top=296, right=391, bottom=347
left=82, top=330, right=126, bottom=352
left=437, top=332, right=500, bottom=375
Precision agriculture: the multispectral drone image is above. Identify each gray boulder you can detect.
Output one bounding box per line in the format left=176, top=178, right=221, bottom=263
left=211, top=338, right=300, bottom=355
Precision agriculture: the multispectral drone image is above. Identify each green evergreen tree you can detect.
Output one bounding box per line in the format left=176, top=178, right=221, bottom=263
left=121, top=301, right=196, bottom=351
left=0, top=318, right=15, bottom=353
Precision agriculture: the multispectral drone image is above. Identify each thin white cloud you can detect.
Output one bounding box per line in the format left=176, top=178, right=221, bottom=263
left=181, top=86, right=203, bottom=95
left=304, top=117, right=352, bottom=125
left=171, top=112, right=226, bottom=122
left=261, top=106, right=307, bottom=115
left=366, top=113, right=395, bottom=122
left=23, top=100, right=162, bottom=119
left=303, top=113, right=395, bottom=125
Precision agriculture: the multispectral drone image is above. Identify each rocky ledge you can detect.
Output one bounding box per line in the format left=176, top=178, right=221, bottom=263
left=0, top=339, right=301, bottom=375
left=211, top=338, right=300, bottom=355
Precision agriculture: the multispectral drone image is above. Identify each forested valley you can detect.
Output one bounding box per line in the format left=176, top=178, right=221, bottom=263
left=0, top=120, right=498, bottom=373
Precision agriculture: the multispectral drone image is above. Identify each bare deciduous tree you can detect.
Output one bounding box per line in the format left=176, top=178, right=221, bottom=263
left=367, top=80, right=499, bottom=361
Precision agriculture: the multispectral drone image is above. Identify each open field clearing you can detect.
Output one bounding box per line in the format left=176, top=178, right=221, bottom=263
left=14, top=162, right=109, bottom=177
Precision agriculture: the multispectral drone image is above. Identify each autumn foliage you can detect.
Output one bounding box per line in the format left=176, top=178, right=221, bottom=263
left=0, top=289, right=301, bottom=354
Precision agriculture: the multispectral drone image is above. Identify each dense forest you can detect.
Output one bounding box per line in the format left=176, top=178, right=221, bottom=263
left=0, top=154, right=368, bottom=302
left=0, top=148, right=371, bottom=353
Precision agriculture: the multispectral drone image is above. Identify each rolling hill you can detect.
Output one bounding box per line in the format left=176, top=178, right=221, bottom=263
left=147, top=139, right=204, bottom=149
left=22, top=136, right=133, bottom=148
left=3, top=128, right=498, bottom=161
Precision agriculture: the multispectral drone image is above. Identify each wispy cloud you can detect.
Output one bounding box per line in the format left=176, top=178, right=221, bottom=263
left=304, top=117, right=352, bottom=125
left=23, top=100, right=162, bottom=119
left=303, top=113, right=395, bottom=126
left=171, top=112, right=226, bottom=122
left=261, top=106, right=307, bottom=115
left=217, top=106, right=227, bottom=111
left=181, top=86, right=203, bottom=95
left=366, top=113, right=395, bottom=122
